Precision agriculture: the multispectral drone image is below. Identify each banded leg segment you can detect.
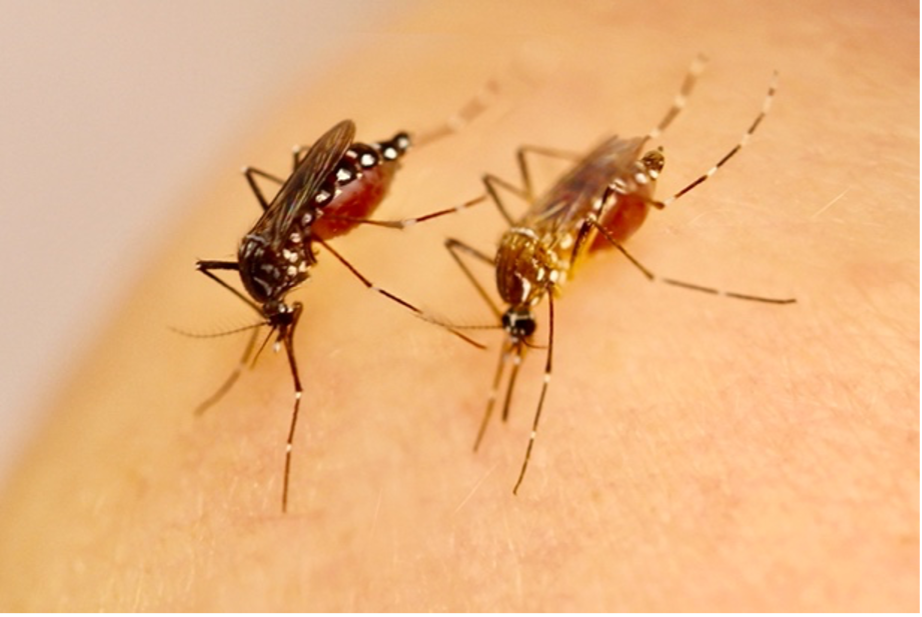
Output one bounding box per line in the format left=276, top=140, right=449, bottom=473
left=644, top=54, right=708, bottom=143
left=190, top=262, right=269, bottom=420
left=474, top=345, right=512, bottom=452
left=324, top=194, right=487, bottom=230
left=412, top=78, right=504, bottom=147
left=650, top=73, right=778, bottom=209
left=316, top=237, right=486, bottom=349
left=193, top=326, right=262, bottom=415
left=279, top=303, right=304, bottom=514
left=589, top=217, right=795, bottom=304
left=512, top=293, right=555, bottom=495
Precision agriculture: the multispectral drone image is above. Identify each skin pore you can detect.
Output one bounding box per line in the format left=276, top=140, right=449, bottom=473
left=0, top=0, right=916, bottom=611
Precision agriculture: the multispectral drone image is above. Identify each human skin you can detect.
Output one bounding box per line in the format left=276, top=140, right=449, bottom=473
left=0, top=0, right=917, bottom=611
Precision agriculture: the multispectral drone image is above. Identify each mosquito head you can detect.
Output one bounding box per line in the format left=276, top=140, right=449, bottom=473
left=637, top=147, right=665, bottom=182
left=264, top=299, right=301, bottom=330
left=502, top=306, right=537, bottom=342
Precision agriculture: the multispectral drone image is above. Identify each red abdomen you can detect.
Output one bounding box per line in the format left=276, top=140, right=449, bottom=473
left=590, top=191, right=651, bottom=251
left=312, top=160, right=400, bottom=240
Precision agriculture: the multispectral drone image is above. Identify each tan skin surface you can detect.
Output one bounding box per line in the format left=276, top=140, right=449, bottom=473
left=0, top=0, right=917, bottom=611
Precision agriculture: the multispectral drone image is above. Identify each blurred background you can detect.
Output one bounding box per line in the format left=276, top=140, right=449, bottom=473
left=0, top=0, right=415, bottom=482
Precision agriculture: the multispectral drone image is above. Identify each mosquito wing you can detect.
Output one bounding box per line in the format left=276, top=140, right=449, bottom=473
left=265, top=119, right=356, bottom=238
left=519, top=136, right=645, bottom=238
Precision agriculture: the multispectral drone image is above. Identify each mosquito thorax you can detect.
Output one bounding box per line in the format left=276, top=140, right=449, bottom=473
left=237, top=233, right=314, bottom=304
left=495, top=228, right=564, bottom=309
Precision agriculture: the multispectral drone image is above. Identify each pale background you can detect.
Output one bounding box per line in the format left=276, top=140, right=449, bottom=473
left=0, top=0, right=408, bottom=479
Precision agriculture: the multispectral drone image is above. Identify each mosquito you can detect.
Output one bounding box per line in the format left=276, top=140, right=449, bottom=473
left=191, top=82, right=500, bottom=512
left=445, top=58, right=795, bottom=494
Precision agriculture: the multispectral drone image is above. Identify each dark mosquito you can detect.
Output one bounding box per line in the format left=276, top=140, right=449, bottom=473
left=445, top=58, right=795, bottom=494
left=192, top=83, right=499, bottom=512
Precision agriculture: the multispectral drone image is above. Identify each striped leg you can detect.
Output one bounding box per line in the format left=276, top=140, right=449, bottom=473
left=655, top=72, right=778, bottom=209
left=512, top=293, right=555, bottom=495
left=315, top=237, right=486, bottom=349
left=412, top=78, right=504, bottom=147
left=644, top=54, right=708, bottom=143
left=279, top=304, right=304, bottom=513
left=589, top=217, right=795, bottom=304
left=324, top=193, right=487, bottom=230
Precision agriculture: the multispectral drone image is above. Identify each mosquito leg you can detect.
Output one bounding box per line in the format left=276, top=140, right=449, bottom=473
left=189, top=262, right=268, bottom=413
left=196, top=261, right=264, bottom=315
left=474, top=345, right=511, bottom=452
left=650, top=73, right=778, bottom=210
left=515, top=145, right=584, bottom=161
left=571, top=208, right=602, bottom=264
left=443, top=238, right=521, bottom=448
left=588, top=217, right=795, bottom=304
left=412, top=53, right=552, bottom=147
left=292, top=144, right=313, bottom=169
left=483, top=173, right=525, bottom=225
left=196, top=259, right=239, bottom=271
left=279, top=303, right=304, bottom=514
left=324, top=194, right=487, bottom=230
left=500, top=345, right=526, bottom=422
left=512, top=294, right=554, bottom=495
left=515, top=145, right=583, bottom=202
left=243, top=167, right=285, bottom=210
left=445, top=238, right=502, bottom=320
left=315, top=237, right=486, bottom=349
left=482, top=146, right=584, bottom=224
left=445, top=237, right=495, bottom=265
left=194, top=325, right=262, bottom=415
left=644, top=54, right=708, bottom=143
left=246, top=167, right=285, bottom=185
left=412, top=78, right=503, bottom=147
